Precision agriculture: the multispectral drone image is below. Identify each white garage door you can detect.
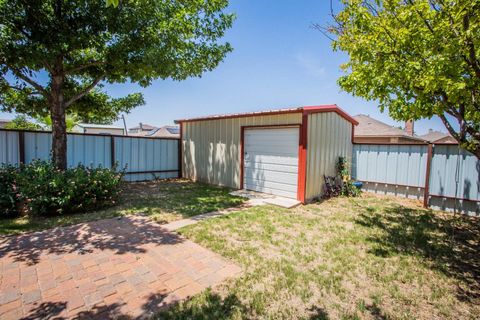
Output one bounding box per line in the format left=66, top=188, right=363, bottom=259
left=243, top=127, right=299, bottom=199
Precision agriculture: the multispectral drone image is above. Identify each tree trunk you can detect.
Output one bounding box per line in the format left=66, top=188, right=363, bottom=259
left=50, top=73, right=67, bottom=170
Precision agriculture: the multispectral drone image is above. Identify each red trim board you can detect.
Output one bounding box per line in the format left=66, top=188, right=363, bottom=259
left=297, top=113, right=308, bottom=203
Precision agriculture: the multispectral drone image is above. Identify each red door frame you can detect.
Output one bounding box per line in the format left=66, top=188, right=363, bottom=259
left=240, top=123, right=306, bottom=202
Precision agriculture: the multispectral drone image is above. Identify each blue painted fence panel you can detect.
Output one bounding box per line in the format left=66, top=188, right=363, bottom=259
left=430, top=145, right=480, bottom=201
left=114, top=136, right=179, bottom=182
left=352, top=144, right=428, bottom=187
left=0, top=129, right=179, bottom=182
left=24, top=131, right=52, bottom=163
left=24, top=132, right=111, bottom=168
left=0, top=130, right=20, bottom=165
left=68, top=134, right=111, bottom=168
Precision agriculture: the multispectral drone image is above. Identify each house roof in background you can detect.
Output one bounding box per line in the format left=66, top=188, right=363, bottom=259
left=146, top=126, right=180, bottom=138
left=353, top=114, right=425, bottom=141
left=175, top=105, right=359, bottom=125
left=76, top=123, right=124, bottom=129
left=0, top=119, right=11, bottom=128
left=129, top=125, right=180, bottom=138
left=420, top=130, right=458, bottom=144
left=129, top=123, right=156, bottom=131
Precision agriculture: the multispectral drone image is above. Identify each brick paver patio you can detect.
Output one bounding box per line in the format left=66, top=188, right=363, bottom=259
left=0, top=216, right=241, bottom=319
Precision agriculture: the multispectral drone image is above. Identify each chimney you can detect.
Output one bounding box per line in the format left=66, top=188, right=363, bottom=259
left=139, top=122, right=143, bottom=131
left=405, top=120, right=414, bottom=136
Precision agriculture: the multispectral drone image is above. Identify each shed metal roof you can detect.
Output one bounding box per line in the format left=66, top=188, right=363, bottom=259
left=175, top=104, right=359, bottom=125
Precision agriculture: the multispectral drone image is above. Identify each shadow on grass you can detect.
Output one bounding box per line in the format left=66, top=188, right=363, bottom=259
left=355, top=205, right=480, bottom=303
left=20, top=290, right=246, bottom=320
left=120, top=179, right=246, bottom=218
left=156, top=290, right=247, bottom=320
left=308, top=306, right=330, bottom=319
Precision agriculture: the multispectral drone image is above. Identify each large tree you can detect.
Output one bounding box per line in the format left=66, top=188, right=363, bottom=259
left=0, top=0, right=233, bottom=169
left=325, top=0, right=480, bottom=157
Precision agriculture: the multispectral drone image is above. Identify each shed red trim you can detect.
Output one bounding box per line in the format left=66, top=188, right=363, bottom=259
left=301, top=105, right=359, bottom=125
left=297, top=112, right=308, bottom=203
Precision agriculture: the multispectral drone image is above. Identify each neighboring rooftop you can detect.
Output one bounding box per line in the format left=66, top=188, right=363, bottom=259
left=353, top=114, right=425, bottom=141
left=129, top=123, right=156, bottom=133
left=145, top=125, right=180, bottom=138
left=420, top=129, right=458, bottom=144
left=129, top=125, right=180, bottom=138
left=0, top=119, right=12, bottom=128
left=75, top=123, right=124, bottom=129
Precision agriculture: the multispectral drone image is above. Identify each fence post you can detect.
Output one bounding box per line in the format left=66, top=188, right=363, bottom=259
left=110, top=136, right=115, bottom=169
left=423, top=143, right=433, bottom=208
left=18, top=131, right=25, bottom=164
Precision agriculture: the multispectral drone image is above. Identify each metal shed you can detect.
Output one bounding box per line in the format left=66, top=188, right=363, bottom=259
left=175, top=105, right=358, bottom=203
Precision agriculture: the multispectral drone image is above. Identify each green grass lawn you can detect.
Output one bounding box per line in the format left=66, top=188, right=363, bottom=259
left=0, top=179, right=245, bottom=235
left=160, top=194, right=479, bottom=320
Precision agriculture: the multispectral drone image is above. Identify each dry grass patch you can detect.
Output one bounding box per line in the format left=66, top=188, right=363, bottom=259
left=159, top=193, right=479, bottom=320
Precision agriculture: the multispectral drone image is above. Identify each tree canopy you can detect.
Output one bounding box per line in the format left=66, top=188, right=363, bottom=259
left=0, top=0, right=234, bottom=168
left=326, top=0, right=480, bottom=157
left=5, top=115, right=42, bottom=130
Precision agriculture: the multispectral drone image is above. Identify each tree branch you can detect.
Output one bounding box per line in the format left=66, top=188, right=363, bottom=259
left=405, top=0, right=436, bottom=35
left=6, top=64, right=48, bottom=96
left=64, top=75, right=104, bottom=107
left=438, top=113, right=463, bottom=142
left=64, top=61, right=106, bottom=75
left=462, top=13, right=480, bottom=78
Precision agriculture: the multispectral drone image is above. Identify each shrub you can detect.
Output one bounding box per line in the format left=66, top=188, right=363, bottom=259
left=336, top=157, right=361, bottom=197
left=0, top=160, right=124, bottom=217
left=323, top=157, right=361, bottom=199
left=0, top=165, right=20, bottom=217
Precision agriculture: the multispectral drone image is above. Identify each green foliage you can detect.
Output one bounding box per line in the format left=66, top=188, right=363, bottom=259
left=336, top=156, right=349, bottom=179
left=0, top=0, right=234, bottom=166
left=337, top=156, right=361, bottom=197
left=4, top=115, right=42, bottom=131
left=36, top=114, right=79, bottom=132
left=0, top=161, right=124, bottom=217
left=105, top=0, right=119, bottom=7
left=0, top=165, right=20, bottom=217
left=329, top=0, right=480, bottom=157
left=340, top=180, right=361, bottom=197
left=0, top=0, right=233, bottom=117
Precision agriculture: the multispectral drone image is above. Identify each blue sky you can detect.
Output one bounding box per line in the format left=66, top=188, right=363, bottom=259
left=1, top=0, right=447, bottom=135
